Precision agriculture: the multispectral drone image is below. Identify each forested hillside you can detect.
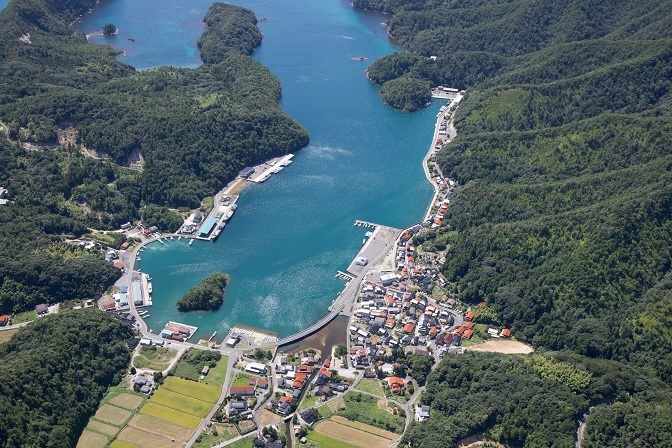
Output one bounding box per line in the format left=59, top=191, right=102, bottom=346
left=356, top=0, right=672, bottom=445
left=0, top=0, right=308, bottom=207
left=0, top=311, right=132, bottom=447
left=0, top=0, right=307, bottom=313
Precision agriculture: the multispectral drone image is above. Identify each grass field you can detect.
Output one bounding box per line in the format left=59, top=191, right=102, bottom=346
left=299, top=393, right=323, bottom=411
left=86, top=420, right=120, bottom=437
left=139, top=402, right=201, bottom=429
left=12, top=310, right=36, bottom=324
left=201, top=355, right=228, bottom=387
left=162, top=376, right=220, bottom=403
left=128, top=413, right=195, bottom=442
left=0, top=328, right=19, bottom=345
left=150, top=388, right=212, bottom=417
left=354, top=379, right=384, bottom=397
left=75, top=429, right=108, bottom=448
left=133, top=346, right=177, bottom=371
left=192, top=424, right=238, bottom=448
left=109, top=393, right=145, bottom=411
left=313, top=418, right=396, bottom=448
left=338, top=393, right=405, bottom=434
left=231, top=373, right=251, bottom=387
left=117, top=426, right=180, bottom=448
left=109, top=441, right=141, bottom=448
left=94, top=404, right=133, bottom=426
left=306, top=430, right=360, bottom=448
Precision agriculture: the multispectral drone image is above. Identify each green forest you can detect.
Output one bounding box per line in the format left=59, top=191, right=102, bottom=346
left=355, top=0, right=672, bottom=445
left=176, top=272, right=228, bottom=311
left=0, top=311, right=132, bottom=448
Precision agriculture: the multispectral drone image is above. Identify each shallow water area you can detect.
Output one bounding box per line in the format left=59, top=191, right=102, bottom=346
left=77, top=0, right=439, bottom=339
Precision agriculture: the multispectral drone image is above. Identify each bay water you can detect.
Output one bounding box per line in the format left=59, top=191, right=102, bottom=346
left=77, top=0, right=439, bottom=340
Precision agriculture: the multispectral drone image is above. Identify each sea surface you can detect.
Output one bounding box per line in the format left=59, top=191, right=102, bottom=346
left=76, top=0, right=439, bottom=340
left=0, top=0, right=9, bottom=12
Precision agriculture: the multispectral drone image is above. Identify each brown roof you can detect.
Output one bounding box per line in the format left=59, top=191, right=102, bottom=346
left=501, top=328, right=511, bottom=337
left=465, top=311, right=475, bottom=321
left=463, top=329, right=474, bottom=339
left=463, top=322, right=474, bottom=329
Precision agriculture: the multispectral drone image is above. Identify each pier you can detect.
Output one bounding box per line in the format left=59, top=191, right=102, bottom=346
left=354, top=220, right=378, bottom=228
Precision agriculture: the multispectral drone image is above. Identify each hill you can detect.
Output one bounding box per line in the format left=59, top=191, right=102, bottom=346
left=356, top=0, right=672, bottom=445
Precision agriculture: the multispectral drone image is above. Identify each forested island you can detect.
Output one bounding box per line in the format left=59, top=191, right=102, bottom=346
left=177, top=272, right=228, bottom=312
left=356, top=0, right=672, bottom=445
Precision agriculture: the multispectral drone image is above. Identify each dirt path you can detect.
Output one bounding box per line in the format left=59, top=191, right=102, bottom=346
left=467, top=340, right=533, bottom=354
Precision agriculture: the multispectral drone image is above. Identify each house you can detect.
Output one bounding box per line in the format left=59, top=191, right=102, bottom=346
left=465, top=311, right=475, bottom=321
left=229, top=386, right=255, bottom=397
left=140, top=220, right=150, bottom=228
left=0, top=315, right=9, bottom=326
left=120, top=222, right=132, bottom=230
left=245, top=362, right=267, bottom=375
left=227, top=400, right=249, bottom=417
left=193, top=212, right=203, bottom=223
left=201, top=365, right=210, bottom=376
left=463, top=329, right=474, bottom=340
left=226, top=334, right=241, bottom=347
left=415, top=405, right=430, bottom=422
left=277, top=401, right=291, bottom=415
left=403, top=323, right=415, bottom=334
left=463, top=321, right=474, bottom=330
left=239, top=167, right=255, bottom=179
left=389, top=376, right=405, bottom=394
left=501, top=328, right=511, bottom=338
left=119, top=241, right=130, bottom=250
left=301, top=408, right=321, bottom=425
left=35, top=303, right=48, bottom=315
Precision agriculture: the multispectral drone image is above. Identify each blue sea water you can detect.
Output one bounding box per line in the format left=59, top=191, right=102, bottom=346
left=77, top=0, right=440, bottom=339
left=0, top=0, right=9, bottom=12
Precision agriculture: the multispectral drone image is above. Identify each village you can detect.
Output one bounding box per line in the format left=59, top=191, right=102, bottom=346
left=1, top=90, right=530, bottom=448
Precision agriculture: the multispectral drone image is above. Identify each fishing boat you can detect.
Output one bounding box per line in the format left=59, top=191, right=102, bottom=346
left=189, top=239, right=194, bottom=246
left=136, top=256, right=141, bottom=261
left=148, top=283, right=153, bottom=294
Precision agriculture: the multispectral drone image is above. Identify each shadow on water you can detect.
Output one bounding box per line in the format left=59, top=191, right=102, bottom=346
left=280, top=315, right=349, bottom=358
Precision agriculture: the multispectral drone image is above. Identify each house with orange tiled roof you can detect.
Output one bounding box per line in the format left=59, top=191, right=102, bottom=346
left=465, top=311, right=475, bottom=321
left=454, top=326, right=466, bottom=336
left=463, top=329, right=474, bottom=339
left=389, top=376, right=405, bottom=394
left=403, top=323, right=415, bottom=334
left=463, top=321, right=474, bottom=330
left=501, top=328, right=511, bottom=338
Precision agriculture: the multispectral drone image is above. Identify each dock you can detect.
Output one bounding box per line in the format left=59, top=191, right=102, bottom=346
left=248, top=154, right=294, bottom=183
left=162, top=321, right=198, bottom=342
left=354, top=220, right=378, bottom=228
left=139, top=273, right=152, bottom=307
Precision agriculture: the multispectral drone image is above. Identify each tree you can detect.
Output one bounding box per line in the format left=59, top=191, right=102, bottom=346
left=102, top=23, right=116, bottom=36
left=335, top=344, right=347, bottom=357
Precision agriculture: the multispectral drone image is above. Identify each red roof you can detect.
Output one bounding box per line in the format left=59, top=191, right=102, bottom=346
left=403, top=323, right=415, bottom=334
left=465, top=311, right=475, bottom=321
left=323, top=358, right=331, bottom=368
left=501, top=328, right=511, bottom=338
left=279, top=396, right=293, bottom=403
left=463, top=321, right=474, bottom=330
left=454, top=327, right=465, bottom=336
left=230, top=386, right=254, bottom=394
left=463, top=329, right=474, bottom=339
left=0, top=315, right=9, bottom=324
left=389, top=376, right=405, bottom=387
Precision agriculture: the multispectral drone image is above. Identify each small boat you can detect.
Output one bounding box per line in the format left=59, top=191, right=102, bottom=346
left=272, top=165, right=284, bottom=174
left=281, top=159, right=292, bottom=167
left=170, top=235, right=174, bottom=240
left=189, top=239, right=194, bottom=246
left=143, top=314, right=150, bottom=318
left=148, top=283, right=153, bottom=294
left=178, top=236, right=182, bottom=240
left=136, top=257, right=141, bottom=261
left=362, top=239, right=367, bottom=244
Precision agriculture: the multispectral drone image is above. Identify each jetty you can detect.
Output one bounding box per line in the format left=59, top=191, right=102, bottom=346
left=257, top=221, right=401, bottom=349
left=354, top=220, right=378, bottom=228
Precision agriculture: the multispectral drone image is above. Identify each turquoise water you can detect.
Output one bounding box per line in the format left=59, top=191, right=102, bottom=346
left=77, top=0, right=438, bottom=339
left=0, top=0, right=9, bottom=11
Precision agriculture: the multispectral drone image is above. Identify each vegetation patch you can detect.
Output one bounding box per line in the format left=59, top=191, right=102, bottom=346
left=162, top=376, right=220, bottom=403
left=0, top=328, right=19, bottom=345
left=354, top=379, right=384, bottom=396
left=306, top=430, right=360, bottom=448
left=314, top=417, right=397, bottom=448
left=172, top=349, right=224, bottom=385
left=109, top=441, right=141, bottom=448
left=192, top=423, right=238, bottom=447
left=139, top=402, right=201, bottom=429
left=150, top=388, right=213, bottom=418
left=117, top=426, right=179, bottom=448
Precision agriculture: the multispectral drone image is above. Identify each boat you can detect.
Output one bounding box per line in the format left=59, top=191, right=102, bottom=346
left=218, top=222, right=226, bottom=230
left=136, top=257, right=141, bottom=261
left=272, top=165, right=284, bottom=174
left=170, top=235, right=174, bottom=240
left=148, top=283, right=153, bottom=294
left=223, top=204, right=237, bottom=221
left=188, top=239, right=194, bottom=246
left=258, top=173, right=271, bottom=182
left=365, top=231, right=373, bottom=238
left=143, top=314, right=150, bottom=318
left=280, top=159, right=292, bottom=167
left=362, top=239, right=367, bottom=244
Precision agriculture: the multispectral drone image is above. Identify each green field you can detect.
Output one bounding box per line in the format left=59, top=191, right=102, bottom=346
left=174, top=355, right=229, bottom=387
left=354, top=379, right=384, bottom=397
left=299, top=393, right=322, bottom=411
left=192, top=423, right=238, bottom=448
left=338, top=393, right=405, bottom=434
left=139, top=402, right=201, bottom=429
left=12, top=310, right=36, bottom=324
left=150, top=388, right=212, bottom=417
left=162, top=376, right=220, bottom=403
left=133, top=346, right=177, bottom=371
left=231, top=373, right=251, bottom=387
left=0, top=328, right=19, bottom=345
left=306, top=431, right=360, bottom=448
left=109, top=440, right=142, bottom=448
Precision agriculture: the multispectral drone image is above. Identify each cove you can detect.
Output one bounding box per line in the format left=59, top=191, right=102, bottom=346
left=77, top=0, right=438, bottom=339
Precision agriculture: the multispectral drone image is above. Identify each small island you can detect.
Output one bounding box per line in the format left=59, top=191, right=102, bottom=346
left=102, top=22, right=116, bottom=37
left=177, top=272, right=228, bottom=312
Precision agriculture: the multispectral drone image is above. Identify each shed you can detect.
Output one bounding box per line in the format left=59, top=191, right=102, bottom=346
left=201, top=365, right=210, bottom=376
left=35, top=303, right=48, bottom=315
left=239, top=167, right=255, bottom=178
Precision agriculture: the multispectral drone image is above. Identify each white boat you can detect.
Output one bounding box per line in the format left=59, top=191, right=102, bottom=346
left=136, top=257, right=141, bottom=261
left=189, top=239, right=194, bottom=246
left=144, top=314, right=150, bottom=318
left=148, top=283, right=153, bottom=294
left=280, top=159, right=292, bottom=167
left=272, top=165, right=284, bottom=174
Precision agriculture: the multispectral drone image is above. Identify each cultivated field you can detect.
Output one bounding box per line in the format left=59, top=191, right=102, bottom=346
left=150, top=388, right=212, bottom=417
left=467, top=340, right=533, bottom=354
left=76, top=430, right=108, bottom=448
left=306, top=431, right=360, bottom=448
left=93, top=404, right=132, bottom=426
left=128, top=413, right=195, bottom=441
left=109, top=393, right=145, bottom=411
left=86, top=420, right=119, bottom=437
left=313, top=416, right=398, bottom=448
left=139, top=401, right=201, bottom=428
left=109, top=441, right=141, bottom=448
left=162, top=376, right=220, bottom=403
left=0, top=328, right=19, bottom=345
left=117, top=426, right=183, bottom=448
left=354, top=379, right=385, bottom=396
left=133, top=346, right=177, bottom=371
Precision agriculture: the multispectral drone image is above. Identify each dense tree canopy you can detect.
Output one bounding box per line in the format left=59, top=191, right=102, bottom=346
left=0, top=311, right=132, bottom=448
left=176, top=272, right=228, bottom=311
